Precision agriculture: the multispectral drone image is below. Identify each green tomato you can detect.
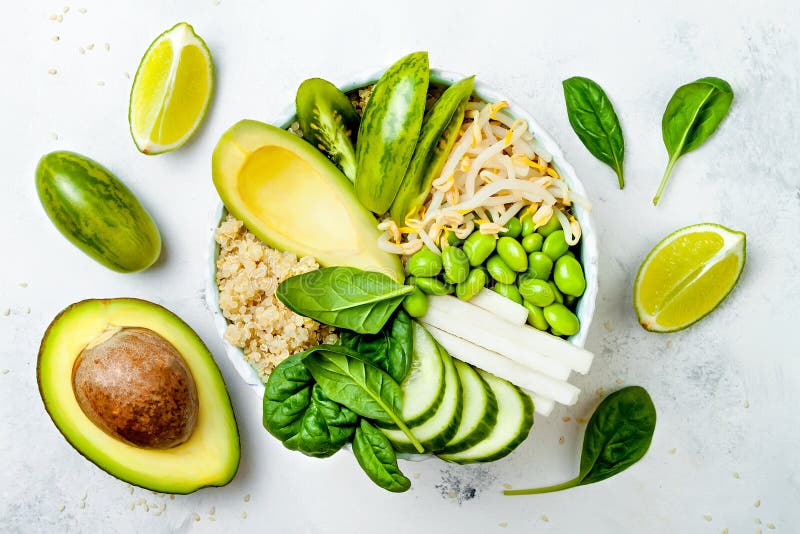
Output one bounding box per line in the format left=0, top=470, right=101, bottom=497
left=553, top=255, right=586, bottom=297
left=527, top=252, right=553, bottom=280
left=500, top=217, right=522, bottom=238
left=537, top=214, right=562, bottom=237
left=406, top=248, right=443, bottom=277
left=496, top=237, right=528, bottom=272
left=543, top=303, right=580, bottom=336
left=486, top=254, right=516, bottom=284
left=456, top=268, right=487, bottom=301
left=521, top=233, right=543, bottom=253
left=542, top=230, right=569, bottom=260
left=518, top=279, right=555, bottom=307
left=402, top=288, right=428, bottom=318
left=522, top=300, right=549, bottom=330
left=493, top=283, right=523, bottom=304
left=463, top=231, right=496, bottom=266
left=415, top=277, right=453, bottom=296
left=441, top=246, right=470, bottom=284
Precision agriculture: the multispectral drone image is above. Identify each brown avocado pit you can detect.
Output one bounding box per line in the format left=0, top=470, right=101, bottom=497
left=72, top=327, right=199, bottom=449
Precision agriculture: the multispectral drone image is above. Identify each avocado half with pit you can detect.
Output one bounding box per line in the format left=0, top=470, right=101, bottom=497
left=37, top=298, right=239, bottom=494
left=212, top=119, right=404, bottom=281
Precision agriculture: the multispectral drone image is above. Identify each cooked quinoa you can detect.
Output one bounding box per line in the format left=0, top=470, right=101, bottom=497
left=215, top=215, right=337, bottom=379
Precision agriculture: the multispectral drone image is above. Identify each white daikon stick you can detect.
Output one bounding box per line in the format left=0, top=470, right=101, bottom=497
left=468, top=288, right=528, bottom=325
left=424, top=295, right=594, bottom=375
left=527, top=392, right=555, bottom=416
left=427, top=326, right=580, bottom=406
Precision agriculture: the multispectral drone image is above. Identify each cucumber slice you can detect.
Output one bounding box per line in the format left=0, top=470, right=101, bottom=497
left=383, top=340, right=463, bottom=453
left=437, top=370, right=533, bottom=464
left=437, top=360, right=498, bottom=454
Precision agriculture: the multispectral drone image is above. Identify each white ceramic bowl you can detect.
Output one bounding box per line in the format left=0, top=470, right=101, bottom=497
left=206, top=68, right=599, bottom=399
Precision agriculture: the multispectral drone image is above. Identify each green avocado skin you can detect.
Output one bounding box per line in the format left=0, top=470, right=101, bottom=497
left=36, top=151, right=161, bottom=272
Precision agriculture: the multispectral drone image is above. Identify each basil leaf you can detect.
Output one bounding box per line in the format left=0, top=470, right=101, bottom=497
left=296, top=385, right=358, bottom=458
left=562, top=76, right=625, bottom=188
left=352, top=419, right=411, bottom=493
left=654, top=77, right=733, bottom=205
left=339, top=310, right=413, bottom=383
left=262, top=354, right=313, bottom=450
left=277, top=267, right=414, bottom=334
left=301, top=344, right=424, bottom=453
left=504, top=386, right=656, bottom=495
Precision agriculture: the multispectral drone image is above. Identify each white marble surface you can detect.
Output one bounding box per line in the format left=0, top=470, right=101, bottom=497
left=1, top=1, right=798, bottom=532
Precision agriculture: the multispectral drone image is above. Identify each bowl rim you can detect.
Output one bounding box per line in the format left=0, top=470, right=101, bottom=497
left=206, top=66, right=599, bottom=399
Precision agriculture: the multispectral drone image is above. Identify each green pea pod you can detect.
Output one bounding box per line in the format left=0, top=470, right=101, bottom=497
left=389, top=76, right=474, bottom=222
left=35, top=151, right=161, bottom=273
left=355, top=52, right=429, bottom=214
left=296, top=78, right=360, bottom=181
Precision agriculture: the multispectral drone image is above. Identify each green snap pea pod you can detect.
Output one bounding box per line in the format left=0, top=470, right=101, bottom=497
left=406, top=248, right=443, bottom=278
left=486, top=254, right=516, bottom=284
left=518, top=279, right=555, bottom=307
left=522, top=300, right=549, bottom=331
left=542, top=230, right=569, bottom=260
left=441, top=246, right=470, bottom=284
left=500, top=217, right=522, bottom=238
left=537, top=214, right=562, bottom=237
left=402, top=287, right=429, bottom=318
left=415, top=277, right=454, bottom=296
left=456, top=268, right=486, bottom=301
left=553, top=255, right=586, bottom=297
left=521, top=233, right=543, bottom=254
left=527, top=252, right=553, bottom=280
left=493, top=283, right=523, bottom=304
left=548, top=281, right=564, bottom=304
left=463, top=231, right=496, bottom=266
left=389, top=77, right=474, bottom=222
left=521, top=213, right=536, bottom=236
left=497, top=237, right=528, bottom=272
left=543, top=303, right=580, bottom=336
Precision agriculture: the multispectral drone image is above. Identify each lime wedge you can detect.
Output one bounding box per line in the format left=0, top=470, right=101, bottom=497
left=129, top=22, right=213, bottom=155
left=634, top=223, right=746, bottom=332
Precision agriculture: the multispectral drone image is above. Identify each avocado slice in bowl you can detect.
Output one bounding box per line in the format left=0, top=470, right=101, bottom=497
left=37, top=298, right=240, bottom=494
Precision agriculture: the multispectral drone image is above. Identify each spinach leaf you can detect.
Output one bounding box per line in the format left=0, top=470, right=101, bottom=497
left=562, top=77, right=625, bottom=188
left=296, top=385, right=358, bottom=458
left=339, top=309, right=413, bottom=383
left=352, top=419, right=411, bottom=493
left=277, top=267, right=414, bottom=334
left=262, top=354, right=314, bottom=450
left=301, top=344, right=424, bottom=453
left=505, top=386, right=656, bottom=495
left=654, top=77, right=733, bottom=205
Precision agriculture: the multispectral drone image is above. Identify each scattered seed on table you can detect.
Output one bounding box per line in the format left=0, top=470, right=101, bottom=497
left=208, top=517, right=216, bottom=522
left=666, top=340, right=673, bottom=349
left=744, top=400, right=750, bottom=408
left=576, top=418, right=587, bottom=424
left=87, top=43, right=94, bottom=50
left=48, top=69, right=58, bottom=75
left=603, top=322, right=612, bottom=331
left=63, top=7, right=70, bottom=13
left=732, top=471, right=740, bottom=479
left=540, top=515, right=549, bottom=523
left=243, top=494, right=250, bottom=502
left=50, top=132, right=59, bottom=140
left=502, top=483, right=512, bottom=490
left=78, top=7, right=87, bottom=13
left=562, top=416, right=571, bottom=422
left=755, top=500, right=761, bottom=508
left=498, top=522, right=508, bottom=528
left=1, top=369, right=9, bottom=375
left=52, top=35, right=60, bottom=41
left=208, top=506, right=215, bottom=515
left=595, top=387, right=605, bottom=397
left=49, top=14, right=58, bottom=20
left=241, top=511, right=247, bottom=519
left=668, top=448, right=677, bottom=455
left=703, top=514, right=712, bottom=522
left=169, top=495, right=174, bottom=501
left=193, top=513, right=200, bottom=522
left=558, top=435, right=565, bottom=445
left=97, top=81, right=105, bottom=86
left=79, top=46, right=85, bottom=54
left=767, top=523, right=776, bottom=530
left=105, top=42, right=110, bottom=52
left=57, top=14, right=63, bottom=22
left=3, top=309, right=10, bottom=316
left=756, top=518, right=762, bottom=524
left=79, top=502, right=85, bottom=509
left=59, top=504, right=65, bottom=512
left=615, top=378, right=625, bottom=384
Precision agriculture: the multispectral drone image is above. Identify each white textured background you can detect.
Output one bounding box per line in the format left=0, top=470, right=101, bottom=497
left=1, top=1, right=798, bottom=532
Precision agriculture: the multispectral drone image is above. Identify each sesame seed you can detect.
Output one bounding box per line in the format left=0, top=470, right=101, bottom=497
left=87, top=43, right=94, bottom=50
left=244, top=494, right=251, bottom=502
left=241, top=511, right=247, bottom=519
left=562, top=416, right=571, bottom=422
left=48, top=68, right=58, bottom=75
left=558, top=435, right=565, bottom=444
left=767, top=523, right=775, bottom=530
left=502, top=483, right=512, bottom=490
left=63, top=6, right=70, bottom=13
left=540, top=515, right=549, bottom=523
left=595, top=387, right=605, bottom=397
left=576, top=417, right=587, bottom=424
left=755, top=500, right=761, bottom=508
left=52, top=35, right=60, bottom=41
left=447, top=490, right=457, bottom=499
left=615, top=378, right=624, bottom=384
left=193, top=513, right=200, bottom=521
left=703, top=514, right=712, bottom=522
left=602, top=321, right=612, bottom=331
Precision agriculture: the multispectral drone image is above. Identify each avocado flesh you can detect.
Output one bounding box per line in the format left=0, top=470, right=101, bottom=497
left=212, top=119, right=404, bottom=282
left=37, top=298, right=240, bottom=494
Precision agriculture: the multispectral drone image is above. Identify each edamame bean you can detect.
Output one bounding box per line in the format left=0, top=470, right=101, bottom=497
left=521, top=214, right=536, bottom=237
left=456, top=268, right=486, bottom=301
left=442, top=246, right=470, bottom=284
left=527, top=252, right=553, bottom=280
left=501, top=217, right=522, bottom=238
left=537, top=214, right=562, bottom=237
left=553, top=255, right=586, bottom=297
left=486, top=254, right=516, bottom=284
left=550, top=328, right=565, bottom=337
left=494, top=282, right=523, bottom=304
left=406, top=248, right=443, bottom=277
left=415, top=277, right=453, bottom=296
left=548, top=280, right=564, bottom=304
left=463, top=231, right=496, bottom=266
left=522, top=300, right=549, bottom=331
left=564, top=294, right=578, bottom=308
left=497, top=237, right=528, bottom=272
left=542, top=230, right=569, bottom=260
left=402, top=288, right=428, bottom=318
left=521, top=233, right=543, bottom=253
left=519, top=279, right=555, bottom=307
left=543, top=303, right=580, bottom=336
left=563, top=250, right=576, bottom=259
left=446, top=231, right=461, bottom=247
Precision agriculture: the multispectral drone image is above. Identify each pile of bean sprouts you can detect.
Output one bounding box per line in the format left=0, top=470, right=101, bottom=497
left=378, top=101, right=591, bottom=256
